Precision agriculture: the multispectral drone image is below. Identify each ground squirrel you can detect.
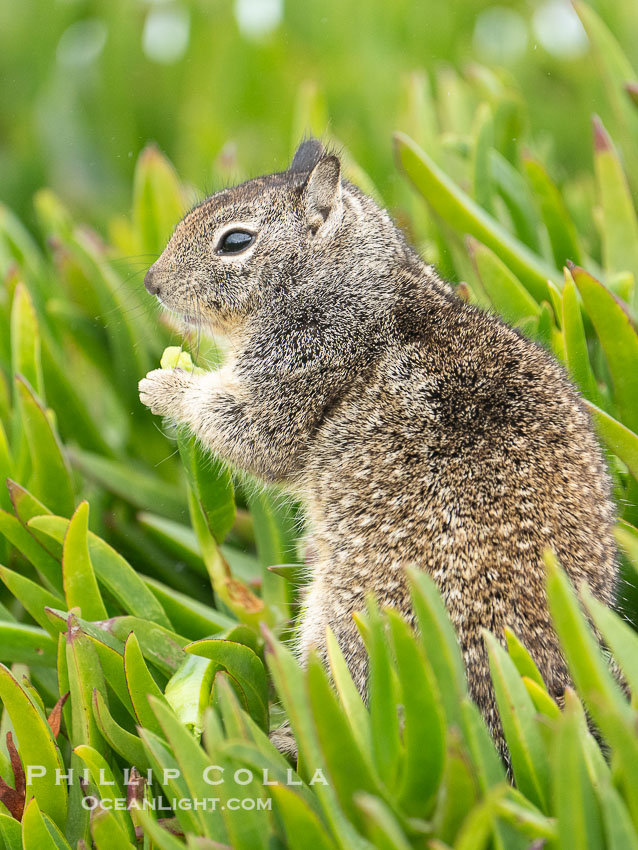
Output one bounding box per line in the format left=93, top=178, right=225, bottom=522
left=139, top=139, right=617, bottom=759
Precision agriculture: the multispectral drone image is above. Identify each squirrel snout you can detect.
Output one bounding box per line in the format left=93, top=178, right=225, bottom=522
left=144, top=265, right=161, bottom=296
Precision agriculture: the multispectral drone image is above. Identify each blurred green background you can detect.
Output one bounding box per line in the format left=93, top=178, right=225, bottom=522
left=2, top=0, right=636, bottom=229
left=2, top=10, right=638, bottom=846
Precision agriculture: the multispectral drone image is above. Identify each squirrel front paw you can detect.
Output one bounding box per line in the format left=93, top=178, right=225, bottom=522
left=138, top=368, right=192, bottom=418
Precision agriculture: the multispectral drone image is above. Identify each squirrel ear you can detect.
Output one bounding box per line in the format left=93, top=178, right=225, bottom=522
left=289, top=138, right=324, bottom=173
left=304, top=155, right=342, bottom=234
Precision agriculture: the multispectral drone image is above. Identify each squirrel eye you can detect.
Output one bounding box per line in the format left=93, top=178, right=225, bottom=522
left=217, top=230, right=255, bottom=254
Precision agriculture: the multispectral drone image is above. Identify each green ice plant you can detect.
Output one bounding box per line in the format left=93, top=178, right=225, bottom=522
left=1, top=2, right=638, bottom=847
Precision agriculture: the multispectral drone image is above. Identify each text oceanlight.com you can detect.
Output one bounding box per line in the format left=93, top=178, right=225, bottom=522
left=83, top=796, right=274, bottom=811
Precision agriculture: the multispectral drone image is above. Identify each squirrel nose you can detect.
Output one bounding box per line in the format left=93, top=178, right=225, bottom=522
left=144, top=265, right=161, bottom=296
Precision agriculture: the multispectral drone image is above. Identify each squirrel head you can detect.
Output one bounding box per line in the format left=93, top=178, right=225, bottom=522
left=144, top=138, right=405, bottom=334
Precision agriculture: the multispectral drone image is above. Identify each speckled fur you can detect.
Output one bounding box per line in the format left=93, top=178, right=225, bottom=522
left=139, top=140, right=617, bottom=759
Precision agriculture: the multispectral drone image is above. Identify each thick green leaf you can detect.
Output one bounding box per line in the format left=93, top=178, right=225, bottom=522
left=262, top=634, right=385, bottom=850
left=553, top=692, right=604, bottom=850
left=16, top=377, right=74, bottom=517
left=90, top=802, right=136, bottom=849
left=394, top=131, right=558, bottom=301
left=269, top=784, right=338, bottom=850
left=187, top=488, right=269, bottom=628
left=545, top=552, right=638, bottom=825
left=178, top=431, right=235, bottom=543
left=28, top=515, right=172, bottom=627
left=40, top=334, right=118, bottom=458
left=69, top=229, right=152, bottom=405
left=75, top=744, right=135, bottom=842
left=10, top=281, right=43, bottom=400
left=431, top=733, right=480, bottom=846
left=523, top=154, right=581, bottom=267
left=366, top=600, right=400, bottom=788
left=0, top=202, right=47, bottom=288
left=138, top=728, right=202, bottom=836
left=325, top=627, right=371, bottom=754
left=7, top=478, right=52, bottom=524
left=89, top=652, right=136, bottom=725
left=21, top=797, right=72, bottom=850
left=484, top=631, right=550, bottom=812
left=69, top=447, right=188, bottom=523
left=306, top=653, right=384, bottom=833
left=6, top=480, right=63, bottom=570
left=148, top=696, right=228, bottom=840
left=593, top=116, right=638, bottom=298
left=407, top=567, right=467, bottom=728
left=467, top=237, right=540, bottom=324
left=0, top=663, right=67, bottom=829
left=547, top=279, right=563, bottom=324
left=137, top=511, right=207, bottom=574
left=583, top=400, right=638, bottom=481
left=572, top=264, right=638, bottom=432
left=386, top=610, right=445, bottom=816
left=245, top=487, right=296, bottom=615
left=126, top=808, right=186, bottom=850
left=133, top=145, right=185, bottom=256
left=186, top=638, right=268, bottom=730
left=218, top=742, right=317, bottom=832
left=65, top=613, right=107, bottom=749
left=164, top=653, right=216, bottom=738
left=33, top=187, right=73, bottom=240
left=0, top=565, right=63, bottom=635
left=591, top=705, right=638, bottom=831
left=101, top=615, right=187, bottom=674
left=493, top=792, right=557, bottom=843
left=123, top=632, right=169, bottom=736
left=44, top=607, right=135, bottom=718
left=616, top=521, right=638, bottom=574
left=582, top=586, right=638, bottom=699
left=211, top=673, right=256, bottom=739
left=398, top=69, right=440, bottom=167
left=460, top=699, right=506, bottom=792
left=0, top=811, right=22, bottom=849
left=0, top=510, right=61, bottom=593
left=489, top=153, right=540, bottom=254
left=212, top=686, right=306, bottom=784
left=535, top=300, right=554, bottom=349
left=62, top=501, right=107, bottom=620
left=438, top=68, right=475, bottom=136
left=92, top=689, right=150, bottom=772
left=0, top=425, right=12, bottom=516
left=562, top=269, right=599, bottom=402
left=354, top=793, right=412, bottom=850
left=598, top=778, right=638, bottom=850
left=471, top=103, right=494, bottom=215
left=575, top=2, right=638, bottom=197
left=503, top=627, right=545, bottom=689
left=0, top=621, right=57, bottom=667
left=108, top=513, right=205, bottom=598
left=523, top=678, right=560, bottom=719
left=56, top=631, right=72, bottom=741
left=142, top=573, right=235, bottom=640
